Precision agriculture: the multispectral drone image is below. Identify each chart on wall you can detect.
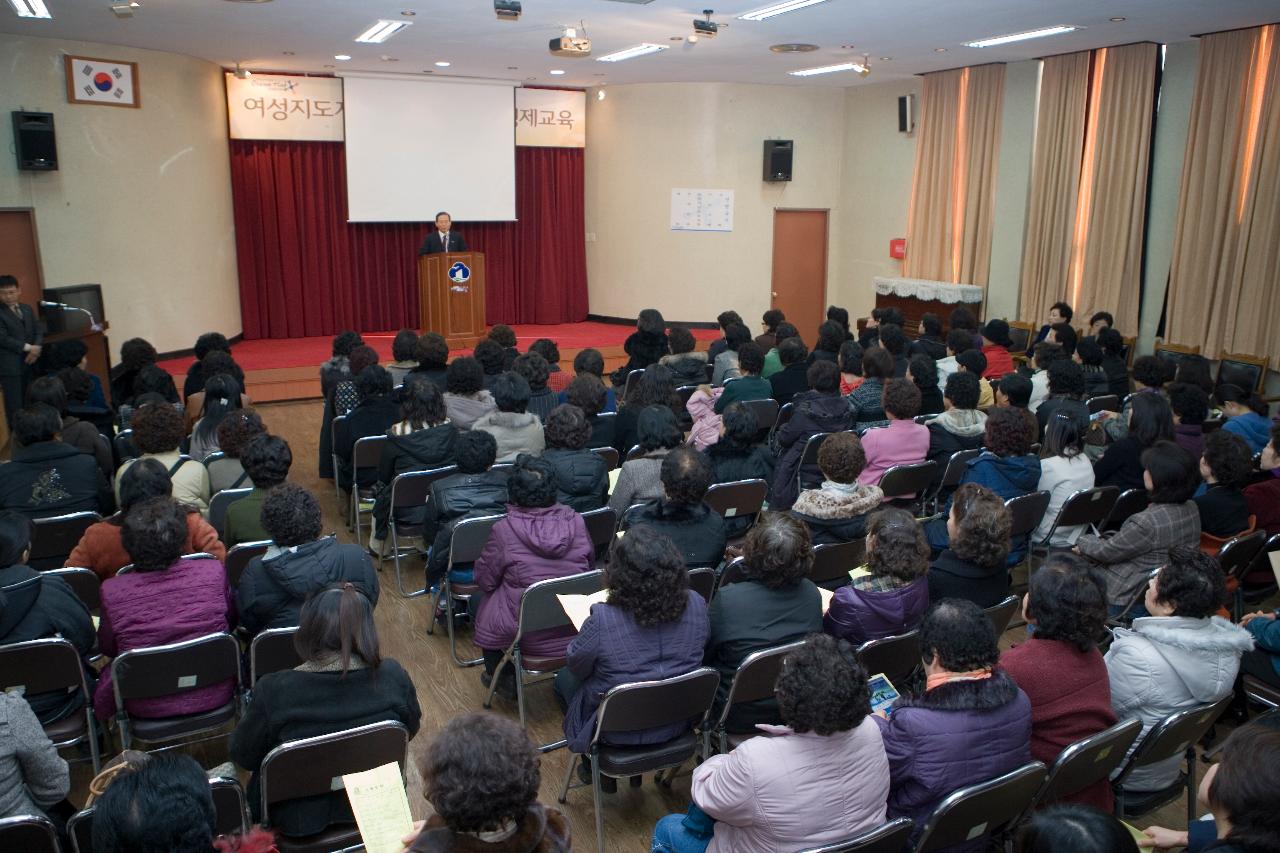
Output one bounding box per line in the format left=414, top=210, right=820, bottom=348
left=670, top=188, right=734, bottom=232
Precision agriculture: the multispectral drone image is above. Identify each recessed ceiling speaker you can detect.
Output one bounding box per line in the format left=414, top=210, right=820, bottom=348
left=12, top=111, right=57, bottom=171
left=763, top=139, right=792, bottom=182
left=898, top=94, right=915, bottom=134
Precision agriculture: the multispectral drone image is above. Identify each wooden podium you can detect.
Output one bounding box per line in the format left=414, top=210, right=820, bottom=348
left=419, top=251, right=486, bottom=348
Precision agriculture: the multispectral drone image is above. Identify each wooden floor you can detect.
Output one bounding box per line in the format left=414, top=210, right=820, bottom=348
left=66, top=397, right=1245, bottom=851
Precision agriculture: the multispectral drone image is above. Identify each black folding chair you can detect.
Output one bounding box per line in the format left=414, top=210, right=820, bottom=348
left=1005, top=491, right=1051, bottom=571
left=910, top=761, right=1047, bottom=852
left=1030, top=486, right=1119, bottom=558
left=249, top=627, right=304, bottom=686
left=113, top=429, right=138, bottom=464
left=811, top=540, right=866, bottom=589
left=581, top=506, right=618, bottom=565
left=742, top=397, right=780, bottom=441
left=329, top=414, right=347, bottom=503
left=856, top=630, right=921, bottom=694
left=701, top=640, right=803, bottom=756
left=210, top=775, right=252, bottom=837
left=795, top=433, right=832, bottom=494
left=687, top=567, right=716, bottom=601
left=42, top=567, right=101, bottom=615
left=798, top=818, right=915, bottom=853
left=1220, top=530, right=1268, bottom=621
left=426, top=513, right=504, bottom=667
left=224, top=540, right=270, bottom=589
left=68, top=806, right=94, bottom=853
left=387, top=465, right=458, bottom=597
left=28, top=511, right=102, bottom=571
left=676, top=384, right=699, bottom=406
left=1102, top=488, right=1150, bottom=531
left=0, top=638, right=102, bottom=773
left=621, top=369, right=646, bottom=403
left=625, top=443, right=645, bottom=463
left=984, top=594, right=1021, bottom=636
left=1022, top=718, right=1143, bottom=817
left=927, top=449, right=981, bottom=513
left=1087, top=395, right=1122, bottom=414
left=714, top=556, right=748, bottom=596
left=703, top=479, right=768, bottom=536
left=880, top=460, right=939, bottom=510
left=0, top=815, right=59, bottom=853
left=348, top=434, right=388, bottom=537
left=208, top=487, right=253, bottom=540
left=590, top=445, right=620, bottom=470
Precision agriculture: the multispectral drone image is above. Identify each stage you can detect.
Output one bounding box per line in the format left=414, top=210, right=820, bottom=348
left=159, top=322, right=720, bottom=402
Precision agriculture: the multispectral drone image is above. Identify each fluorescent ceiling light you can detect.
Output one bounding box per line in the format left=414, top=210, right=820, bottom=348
left=334, top=54, right=351, bottom=61
left=549, top=69, right=566, bottom=75
left=738, top=0, right=827, bottom=22
left=965, top=25, right=1077, bottom=48
left=596, top=43, right=667, bottom=62
left=355, top=19, right=411, bottom=44
left=8, top=0, right=51, bottom=18
left=789, top=60, right=865, bottom=77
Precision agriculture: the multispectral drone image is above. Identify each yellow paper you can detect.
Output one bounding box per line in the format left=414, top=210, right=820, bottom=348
left=818, top=586, right=835, bottom=614
left=556, top=589, right=610, bottom=631
left=91, top=615, right=100, bottom=630
left=849, top=566, right=871, bottom=581
left=342, top=761, right=414, bottom=853
left=608, top=467, right=622, bottom=494
left=1121, top=821, right=1148, bottom=846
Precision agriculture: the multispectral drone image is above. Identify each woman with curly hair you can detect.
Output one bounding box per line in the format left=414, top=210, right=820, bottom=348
left=406, top=332, right=450, bottom=392
left=792, top=432, right=883, bottom=546
left=608, top=405, right=684, bottom=514
left=183, top=350, right=250, bottom=433
left=115, top=402, right=211, bottom=512
left=564, top=374, right=615, bottom=449
left=513, top=352, right=557, bottom=423
left=825, top=508, right=930, bottom=645
left=386, top=328, right=420, bottom=387
left=110, top=336, right=159, bottom=407
left=332, top=344, right=379, bottom=417
left=1195, top=429, right=1254, bottom=539
left=653, top=634, right=890, bottom=853
left=554, top=528, right=708, bottom=777
left=858, top=377, right=928, bottom=485
left=1035, top=359, right=1090, bottom=440
left=540, top=404, right=608, bottom=511
left=403, top=712, right=571, bottom=852
left=928, top=483, right=1013, bottom=608
left=1000, top=554, right=1117, bottom=811
left=207, top=409, right=265, bottom=492
left=442, top=356, right=496, bottom=429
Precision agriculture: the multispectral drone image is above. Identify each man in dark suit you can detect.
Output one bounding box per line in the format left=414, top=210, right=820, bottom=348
left=418, top=211, right=468, bottom=255
left=0, top=275, right=42, bottom=426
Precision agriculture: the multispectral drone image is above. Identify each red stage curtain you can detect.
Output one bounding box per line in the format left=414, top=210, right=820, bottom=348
left=229, top=141, right=588, bottom=339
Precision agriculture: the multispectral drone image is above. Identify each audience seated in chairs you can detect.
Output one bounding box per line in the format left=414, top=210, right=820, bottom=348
left=109, top=336, right=160, bottom=410
left=333, top=365, right=399, bottom=492
left=386, top=328, right=419, bottom=387
left=934, top=328, right=972, bottom=389
left=405, top=332, right=450, bottom=392
left=558, top=348, right=616, bottom=414
left=713, top=343, right=770, bottom=414
left=474, top=372, right=545, bottom=463
left=706, top=402, right=774, bottom=485
left=612, top=363, right=684, bottom=456
left=93, top=497, right=234, bottom=723
left=824, top=507, right=930, bottom=646
left=996, top=372, right=1041, bottom=446
left=331, top=345, right=379, bottom=419
left=208, top=410, right=265, bottom=493
left=859, top=377, right=929, bottom=485
left=792, top=432, right=883, bottom=546
left=653, top=634, right=890, bottom=853
left=474, top=339, right=509, bottom=390
left=0, top=690, right=69, bottom=827
left=909, top=353, right=944, bottom=416
left=769, top=360, right=853, bottom=511
left=1169, top=381, right=1212, bottom=462
left=116, top=402, right=210, bottom=513
left=223, top=434, right=292, bottom=549
left=754, top=308, right=784, bottom=353
left=1033, top=412, right=1097, bottom=547
left=529, top=338, right=571, bottom=395
left=423, top=430, right=509, bottom=587
left=924, top=371, right=988, bottom=479
left=1244, top=422, right=1280, bottom=537
left=1105, top=546, right=1252, bottom=794
left=1216, top=383, right=1272, bottom=454
left=1075, top=441, right=1202, bottom=615
left=0, top=404, right=112, bottom=520
left=711, top=323, right=751, bottom=386
left=230, top=583, right=420, bottom=839
left=1097, top=327, right=1131, bottom=399
left=371, top=380, right=459, bottom=556
left=708, top=311, right=744, bottom=371
left=768, top=336, right=812, bottom=408
left=402, top=711, right=572, bottom=852
left=540, top=404, right=609, bottom=512
left=877, top=324, right=909, bottom=379
left=1026, top=302, right=1073, bottom=358
left=183, top=351, right=250, bottom=430
left=875, top=598, right=1032, bottom=850
left=0, top=511, right=96, bottom=725
left=565, top=374, right=615, bottom=450
left=1036, top=359, right=1090, bottom=440
left=187, top=373, right=248, bottom=463
left=761, top=321, right=800, bottom=380
left=1094, top=393, right=1175, bottom=493
left=848, top=346, right=892, bottom=429
left=67, top=458, right=224, bottom=580
left=612, top=308, right=670, bottom=385
left=1101, top=355, right=1167, bottom=443
left=1195, top=430, right=1254, bottom=539
left=442, top=356, right=496, bottom=430
left=56, top=361, right=113, bottom=436
left=956, top=349, right=994, bottom=408
left=911, top=312, right=948, bottom=361
left=608, top=406, right=683, bottom=515
left=514, top=352, right=558, bottom=424
left=624, top=447, right=726, bottom=569
left=1018, top=804, right=1140, bottom=853
left=808, top=320, right=846, bottom=368
left=25, top=376, right=112, bottom=480
left=838, top=339, right=864, bottom=396
left=928, top=483, right=1014, bottom=608
left=553, top=529, right=708, bottom=787
left=1074, top=336, right=1113, bottom=400
left=1000, top=554, right=1117, bottom=811
left=236, top=483, right=379, bottom=637
left=473, top=454, right=594, bottom=698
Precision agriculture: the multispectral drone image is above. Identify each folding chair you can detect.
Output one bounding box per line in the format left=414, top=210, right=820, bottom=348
left=427, top=513, right=504, bottom=667
left=1102, top=488, right=1150, bottom=531
left=207, top=487, right=253, bottom=540
left=1087, top=395, right=1122, bottom=414
left=910, top=761, right=1047, bottom=852
left=984, top=594, right=1021, bottom=636
left=770, top=401, right=796, bottom=438
left=1022, top=718, right=1142, bottom=817
left=714, top=556, right=748, bottom=596
left=260, top=721, right=409, bottom=853
left=677, top=384, right=698, bottom=407
left=856, top=630, right=921, bottom=693
left=113, top=429, right=138, bottom=464
left=811, top=540, right=866, bottom=589
left=1030, top=486, right=1120, bottom=560
left=557, top=668, right=720, bottom=853
left=621, top=369, right=646, bottom=403
left=42, top=567, right=101, bottom=615
left=879, top=460, right=939, bottom=509
left=1218, top=530, right=1267, bottom=621
left=210, top=776, right=252, bottom=837
left=224, top=540, right=270, bottom=589
left=1007, top=322, right=1035, bottom=355
left=111, top=631, right=243, bottom=751
left=1153, top=342, right=1201, bottom=374
left=69, top=806, right=94, bottom=853
left=590, top=445, right=619, bottom=470
left=1239, top=532, right=1280, bottom=610
left=250, top=627, right=304, bottom=687
left=202, top=450, right=226, bottom=467
left=798, top=818, right=915, bottom=853
left=1112, top=694, right=1232, bottom=825
left=206, top=453, right=248, bottom=491
left=625, top=443, right=644, bottom=463
left=581, top=507, right=618, bottom=566
left=687, top=567, right=716, bottom=601
left=701, top=640, right=803, bottom=757
left=1202, top=516, right=1257, bottom=558
left=742, top=397, right=780, bottom=441
left=795, top=432, right=832, bottom=494
left=0, top=815, right=59, bottom=853
left=387, top=466, right=458, bottom=597
left=927, top=450, right=980, bottom=513
left=348, top=434, right=388, bottom=537
left=28, top=511, right=102, bottom=571
left=0, top=638, right=102, bottom=773
left=703, top=479, right=768, bottom=537
left=483, top=570, right=605, bottom=743
left=1215, top=351, right=1268, bottom=394
left=1005, top=491, right=1051, bottom=570
left=329, top=414, right=347, bottom=503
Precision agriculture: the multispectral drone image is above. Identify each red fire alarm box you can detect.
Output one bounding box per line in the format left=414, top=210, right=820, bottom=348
left=889, top=238, right=906, bottom=260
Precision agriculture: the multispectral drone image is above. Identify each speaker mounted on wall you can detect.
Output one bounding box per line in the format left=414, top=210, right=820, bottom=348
left=763, top=139, right=793, bottom=182
left=12, top=111, right=58, bottom=171
left=898, top=95, right=915, bottom=134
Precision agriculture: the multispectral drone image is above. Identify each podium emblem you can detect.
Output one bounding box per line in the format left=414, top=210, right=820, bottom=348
left=448, top=262, right=471, bottom=284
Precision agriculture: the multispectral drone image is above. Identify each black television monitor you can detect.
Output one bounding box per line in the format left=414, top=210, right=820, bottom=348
left=41, top=283, right=105, bottom=335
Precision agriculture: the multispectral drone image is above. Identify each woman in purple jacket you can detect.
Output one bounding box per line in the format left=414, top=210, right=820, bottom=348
left=474, top=454, right=595, bottom=699
left=94, top=497, right=235, bottom=722
left=824, top=508, right=930, bottom=646
left=875, top=599, right=1032, bottom=852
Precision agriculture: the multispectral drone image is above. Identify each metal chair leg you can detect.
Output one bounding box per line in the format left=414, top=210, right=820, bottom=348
left=482, top=648, right=513, bottom=709
left=1186, top=748, right=1197, bottom=828
left=426, top=584, right=443, bottom=636
left=557, top=753, right=579, bottom=803
left=392, top=523, right=427, bottom=598
left=86, top=707, right=102, bottom=774
left=446, top=591, right=482, bottom=667
left=592, top=754, right=606, bottom=853
left=514, top=653, right=527, bottom=727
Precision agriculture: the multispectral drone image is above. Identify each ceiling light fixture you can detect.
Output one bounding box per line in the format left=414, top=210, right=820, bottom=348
left=401, top=10, right=415, bottom=16
left=334, top=54, right=351, bottom=61
left=934, top=47, right=947, bottom=52
left=965, top=24, right=1077, bottom=48
left=597, top=89, right=606, bottom=100
left=1110, top=16, right=1126, bottom=22
left=789, top=56, right=869, bottom=77
left=596, top=43, right=667, bottom=62
left=435, top=60, right=451, bottom=67
left=354, top=19, right=411, bottom=44
left=879, top=56, right=892, bottom=61
left=8, top=0, right=51, bottom=18
left=110, top=2, right=139, bottom=18
left=549, top=69, right=566, bottom=75
left=738, top=0, right=827, bottom=22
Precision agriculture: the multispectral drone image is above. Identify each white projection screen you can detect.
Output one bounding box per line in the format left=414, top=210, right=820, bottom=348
left=341, top=74, right=516, bottom=222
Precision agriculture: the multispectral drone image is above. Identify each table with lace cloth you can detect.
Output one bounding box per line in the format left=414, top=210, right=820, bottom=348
left=872, top=277, right=984, bottom=331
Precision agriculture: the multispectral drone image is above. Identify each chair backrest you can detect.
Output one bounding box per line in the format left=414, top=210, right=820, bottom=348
left=0, top=637, right=91, bottom=700
left=687, top=567, right=715, bottom=601
left=112, top=632, right=241, bottom=705
left=225, top=540, right=270, bottom=588
left=677, top=384, right=699, bottom=406
left=250, top=627, right=304, bottom=686
left=260, top=721, right=409, bottom=819
left=716, top=556, right=748, bottom=591
left=715, top=641, right=804, bottom=727
left=1086, top=395, right=1122, bottom=414
left=113, top=429, right=138, bottom=462
left=742, top=398, right=780, bottom=439
left=0, top=815, right=59, bottom=853
left=590, top=445, right=620, bottom=470
left=1114, top=695, right=1232, bottom=785
left=856, top=629, right=921, bottom=689
left=581, top=507, right=619, bottom=561
left=68, top=806, right=94, bottom=853
left=448, top=513, right=505, bottom=567
left=43, top=567, right=101, bottom=614
left=984, top=594, right=1021, bottom=636
left=592, top=667, right=719, bottom=742
left=209, top=776, right=251, bottom=837
left=798, top=432, right=830, bottom=470
left=391, top=465, right=458, bottom=510
left=1005, top=491, right=1051, bottom=539
left=622, top=369, right=646, bottom=403
left=1035, top=717, right=1143, bottom=807
left=772, top=401, right=795, bottom=434
left=703, top=479, right=768, bottom=523
left=811, top=540, right=867, bottom=586
left=939, top=450, right=981, bottom=490
left=1244, top=533, right=1280, bottom=585
left=202, top=450, right=227, bottom=467
left=1048, top=486, right=1120, bottom=533
left=912, top=761, right=1047, bottom=852
left=1215, top=351, right=1267, bottom=394
left=519, top=570, right=606, bottom=637
left=879, top=460, right=939, bottom=499
left=1007, top=322, right=1034, bottom=354
left=351, top=434, right=388, bottom=472
left=28, top=511, right=102, bottom=568
left=798, top=817, right=916, bottom=853
left=1104, top=488, right=1150, bottom=529
left=208, top=487, right=253, bottom=538
left=1219, top=530, right=1268, bottom=582
left=625, top=443, right=644, bottom=463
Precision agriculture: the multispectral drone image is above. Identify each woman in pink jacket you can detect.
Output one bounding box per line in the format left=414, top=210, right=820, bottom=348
left=858, top=377, right=930, bottom=486
left=652, top=634, right=890, bottom=853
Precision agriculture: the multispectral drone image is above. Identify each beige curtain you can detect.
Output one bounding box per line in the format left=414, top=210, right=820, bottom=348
left=1167, top=25, right=1280, bottom=367
left=905, top=64, right=1006, bottom=287
left=1019, top=52, right=1090, bottom=326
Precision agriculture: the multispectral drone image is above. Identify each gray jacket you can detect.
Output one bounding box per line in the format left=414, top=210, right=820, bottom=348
left=0, top=691, right=68, bottom=820
left=473, top=411, right=546, bottom=462
left=1075, top=501, right=1201, bottom=607
left=607, top=449, right=670, bottom=516
left=1106, top=615, right=1253, bottom=791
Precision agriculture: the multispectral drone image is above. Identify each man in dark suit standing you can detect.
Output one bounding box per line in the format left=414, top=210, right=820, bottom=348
left=418, top=211, right=468, bottom=255
left=0, top=275, right=42, bottom=426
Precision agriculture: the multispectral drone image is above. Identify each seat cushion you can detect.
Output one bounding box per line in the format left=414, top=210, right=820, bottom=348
left=520, top=655, right=566, bottom=673
left=1117, top=774, right=1186, bottom=818
left=597, top=731, right=698, bottom=777
left=128, top=701, right=237, bottom=743
left=273, top=824, right=360, bottom=853
left=43, top=712, right=88, bottom=745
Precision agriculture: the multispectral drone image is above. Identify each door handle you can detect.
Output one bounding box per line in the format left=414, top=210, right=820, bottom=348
left=771, top=291, right=778, bottom=297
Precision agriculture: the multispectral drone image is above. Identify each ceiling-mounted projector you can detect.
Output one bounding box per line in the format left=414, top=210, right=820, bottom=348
left=494, top=0, right=521, bottom=20
left=693, top=10, right=718, bottom=37
left=550, top=28, right=592, bottom=56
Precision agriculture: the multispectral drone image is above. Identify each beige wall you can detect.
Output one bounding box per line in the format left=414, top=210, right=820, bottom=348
left=986, top=60, right=1041, bottom=322
left=0, top=34, right=239, bottom=360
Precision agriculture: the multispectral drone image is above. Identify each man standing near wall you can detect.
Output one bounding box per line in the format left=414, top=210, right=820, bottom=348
left=0, top=275, right=42, bottom=427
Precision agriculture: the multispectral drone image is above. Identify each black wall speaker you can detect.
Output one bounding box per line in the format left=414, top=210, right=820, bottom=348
left=898, top=95, right=915, bottom=134
left=12, top=111, right=58, bottom=171
left=763, top=139, right=793, bottom=182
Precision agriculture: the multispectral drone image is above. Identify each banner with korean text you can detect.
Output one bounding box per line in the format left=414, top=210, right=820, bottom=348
left=515, top=88, right=585, bottom=148
left=226, top=73, right=345, bottom=141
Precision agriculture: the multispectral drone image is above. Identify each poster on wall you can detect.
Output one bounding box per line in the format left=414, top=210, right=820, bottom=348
left=225, top=73, right=345, bottom=141
left=515, top=88, right=585, bottom=148
left=670, top=189, right=734, bottom=232
left=64, top=55, right=140, bottom=108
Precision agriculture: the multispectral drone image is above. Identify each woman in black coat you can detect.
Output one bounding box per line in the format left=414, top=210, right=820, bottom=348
left=769, top=361, right=854, bottom=511
left=612, top=308, right=670, bottom=386
left=927, top=483, right=1013, bottom=608
left=541, top=405, right=608, bottom=513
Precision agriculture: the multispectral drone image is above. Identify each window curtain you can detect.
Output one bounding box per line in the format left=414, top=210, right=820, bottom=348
left=904, top=64, right=1006, bottom=288
left=1166, top=25, right=1280, bottom=367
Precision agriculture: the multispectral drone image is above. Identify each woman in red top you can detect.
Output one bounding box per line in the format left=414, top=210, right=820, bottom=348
left=979, top=319, right=1016, bottom=380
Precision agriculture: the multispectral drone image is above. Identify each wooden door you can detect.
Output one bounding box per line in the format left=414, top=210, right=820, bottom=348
left=770, top=209, right=828, bottom=346
left=0, top=209, right=45, bottom=315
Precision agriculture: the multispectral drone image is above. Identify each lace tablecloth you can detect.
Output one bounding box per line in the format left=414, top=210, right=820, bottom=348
left=873, top=277, right=984, bottom=304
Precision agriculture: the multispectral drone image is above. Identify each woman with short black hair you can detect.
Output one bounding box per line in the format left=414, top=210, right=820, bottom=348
left=1217, top=383, right=1272, bottom=454
left=1095, top=392, right=1175, bottom=492
left=825, top=507, right=930, bottom=645
left=1033, top=412, right=1096, bottom=547
left=442, top=355, right=496, bottom=429
left=474, top=371, right=545, bottom=462
left=387, top=328, right=420, bottom=386
left=848, top=346, right=894, bottom=429
left=613, top=362, right=684, bottom=455
left=515, top=352, right=558, bottom=423
left=540, top=404, right=608, bottom=511
left=1196, top=430, right=1254, bottom=538
left=1016, top=804, right=1139, bottom=853
left=608, top=405, right=684, bottom=514
left=612, top=308, right=670, bottom=385
left=712, top=323, right=753, bottom=385
left=187, top=373, right=246, bottom=462
left=564, top=374, right=615, bottom=448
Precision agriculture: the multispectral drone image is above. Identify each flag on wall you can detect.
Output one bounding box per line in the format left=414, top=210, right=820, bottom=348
left=65, top=55, right=140, bottom=107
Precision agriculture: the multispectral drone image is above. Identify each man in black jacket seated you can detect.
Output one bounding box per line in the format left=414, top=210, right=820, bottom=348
left=423, top=430, right=510, bottom=585
left=541, top=404, right=608, bottom=512
left=0, top=403, right=112, bottom=519
left=624, top=446, right=726, bottom=568
left=333, top=365, right=400, bottom=491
